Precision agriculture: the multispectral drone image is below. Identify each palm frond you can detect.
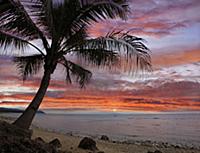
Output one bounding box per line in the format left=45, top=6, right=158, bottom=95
left=0, top=0, right=49, bottom=50
left=22, top=0, right=53, bottom=39
left=107, top=30, right=152, bottom=72
left=59, top=56, right=92, bottom=88
left=72, top=0, right=128, bottom=24
left=0, top=30, right=45, bottom=55
left=0, top=0, right=37, bottom=40
left=66, top=0, right=128, bottom=39
left=24, top=0, right=128, bottom=43
left=14, top=55, right=44, bottom=80
left=67, top=30, right=152, bottom=73
left=0, top=0, right=11, bottom=14
left=0, top=30, right=28, bottom=51
left=74, top=48, right=119, bottom=68
left=60, top=26, right=87, bottom=51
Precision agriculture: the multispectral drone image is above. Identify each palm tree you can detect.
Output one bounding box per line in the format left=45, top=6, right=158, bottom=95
left=0, top=0, right=151, bottom=129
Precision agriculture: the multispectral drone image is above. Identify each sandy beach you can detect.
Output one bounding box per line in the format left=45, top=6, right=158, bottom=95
left=1, top=115, right=200, bottom=153
left=32, top=126, right=200, bottom=153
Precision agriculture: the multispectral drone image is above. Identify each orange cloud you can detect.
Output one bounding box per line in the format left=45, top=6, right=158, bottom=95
left=1, top=87, right=199, bottom=112
left=152, top=49, right=200, bottom=67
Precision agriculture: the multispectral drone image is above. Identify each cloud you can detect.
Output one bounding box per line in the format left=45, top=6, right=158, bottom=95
left=152, top=49, right=200, bottom=67
left=1, top=79, right=199, bottom=112
left=1, top=58, right=199, bottom=112
left=88, top=0, right=200, bottom=38
left=133, top=81, right=200, bottom=98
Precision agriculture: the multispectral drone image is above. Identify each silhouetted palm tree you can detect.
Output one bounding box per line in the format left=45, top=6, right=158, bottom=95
left=0, top=0, right=151, bottom=129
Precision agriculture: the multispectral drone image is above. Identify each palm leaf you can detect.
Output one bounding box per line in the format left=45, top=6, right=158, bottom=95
left=64, top=0, right=128, bottom=39
left=23, top=0, right=128, bottom=45
left=59, top=56, right=92, bottom=87
left=76, top=0, right=128, bottom=22
left=79, top=30, right=152, bottom=72
left=0, top=30, right=46, bottom=55
left=14, top=55, right=44, bottom=80
left=74, top=48, right=119, bottom=68
left=22, top=0, right=54, bottom=39
left=0, top=30, right=28, bottom=51
left=0, top=0, right=49, bottom=50
left=0, top=0, right=38, bottom=40
left=60, top=26, right=87, bottom=51
left=60, top=30, right=151, bottom=73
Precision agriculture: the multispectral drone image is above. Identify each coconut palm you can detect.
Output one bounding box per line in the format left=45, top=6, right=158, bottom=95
left=0, top=0, right=151, bottom=129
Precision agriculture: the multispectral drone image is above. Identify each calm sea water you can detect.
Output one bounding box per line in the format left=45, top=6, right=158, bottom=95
left=2, top=112, right=200, bottom=147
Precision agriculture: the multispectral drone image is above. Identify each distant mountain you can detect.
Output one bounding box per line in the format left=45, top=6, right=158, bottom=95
left=0, top=107, right=45, bottom=114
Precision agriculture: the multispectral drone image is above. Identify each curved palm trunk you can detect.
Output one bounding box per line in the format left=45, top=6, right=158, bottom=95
left=13, top=69, right=52, bottom=129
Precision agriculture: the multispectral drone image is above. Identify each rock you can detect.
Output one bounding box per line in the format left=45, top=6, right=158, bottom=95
left=100, top=135, right=109, bottom=141
left=154, top=150, right=162, bottom=153
left=0, top=121, right=32, bottom=138
left=174, top=144, right=182, bottom=149
left=78, top=137, right=98, bottom=151
left=142, top=140, right=152, bottom=147
left=35, top=137, right=45, bottom=144
left=65, top=151, right=72, bottom=153
left=66, top=132, right=73, bottom=136
left=0, top=137, right=48, bottom=153
left=56, top=151, right=69, bottom=153
left=0, top=121, right=64, bottom=153
left=147, top=150, right=162, bottom=153
left=49, top=138, right=62, bottom=148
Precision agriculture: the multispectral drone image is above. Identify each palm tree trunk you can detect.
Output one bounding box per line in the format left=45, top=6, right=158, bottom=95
left=13, top=68, right=52, bottom=129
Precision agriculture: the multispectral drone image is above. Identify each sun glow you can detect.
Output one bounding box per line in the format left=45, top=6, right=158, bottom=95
left=112, top=108, right=117, bottom=112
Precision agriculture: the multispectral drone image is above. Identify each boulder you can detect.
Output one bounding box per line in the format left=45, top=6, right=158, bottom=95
left=147, top=150, right=162, bottom=153
left=0, top=136, right=50, bottom=153
left=78, top=137, right=98, bottom=151
left=100, top=135, right=109, bottom=141
left=35, top=137, right=45, bottom=144
left=49, top=138, right=62, bottom=148
left=0, top=121, right=64, bottom=153
left=0, top=121, right=32, bottom=138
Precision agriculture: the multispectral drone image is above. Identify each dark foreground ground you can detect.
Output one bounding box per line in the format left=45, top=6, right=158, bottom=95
left=0, top=116, right=200, bottom=153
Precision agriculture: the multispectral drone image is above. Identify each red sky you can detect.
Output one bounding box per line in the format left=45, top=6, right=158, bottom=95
left=0, top=0, right=200, bottom=112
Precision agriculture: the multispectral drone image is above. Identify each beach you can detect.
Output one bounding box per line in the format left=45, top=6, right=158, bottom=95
left=32, top=126, right=200, bottom=153
left=1, top=113, right=200, bottom=153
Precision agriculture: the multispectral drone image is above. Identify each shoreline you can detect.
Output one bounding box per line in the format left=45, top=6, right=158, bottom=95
left=33, top=123, right=200, bottom=150
left=31, top=125, right=200, bottom=153
left=1, top=115, right=200, bottom=153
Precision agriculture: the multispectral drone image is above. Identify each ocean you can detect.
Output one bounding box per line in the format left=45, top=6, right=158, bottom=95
left=2, top=112, right=200, bottom=147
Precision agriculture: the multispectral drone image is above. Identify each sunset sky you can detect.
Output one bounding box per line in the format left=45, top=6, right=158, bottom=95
left=0, top=0, right=200, bottom=113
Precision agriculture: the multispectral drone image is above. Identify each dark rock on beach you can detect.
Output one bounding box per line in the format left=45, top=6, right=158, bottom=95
left=0, top=121, right=64, bottom=153
left=0, top=120, right=32, bottom=138
left=49, top=138, right=62, bottom=148
left=147, top=150, right=162, bottom=153
left=35, top=137, right=45, bottom=144
left=100, top=135, right=109, bottom=141
left=78, top=137, right=98, bottom=151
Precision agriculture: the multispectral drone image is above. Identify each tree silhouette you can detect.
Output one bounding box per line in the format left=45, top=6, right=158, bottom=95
left=0, top=0, right=151, bottom=129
